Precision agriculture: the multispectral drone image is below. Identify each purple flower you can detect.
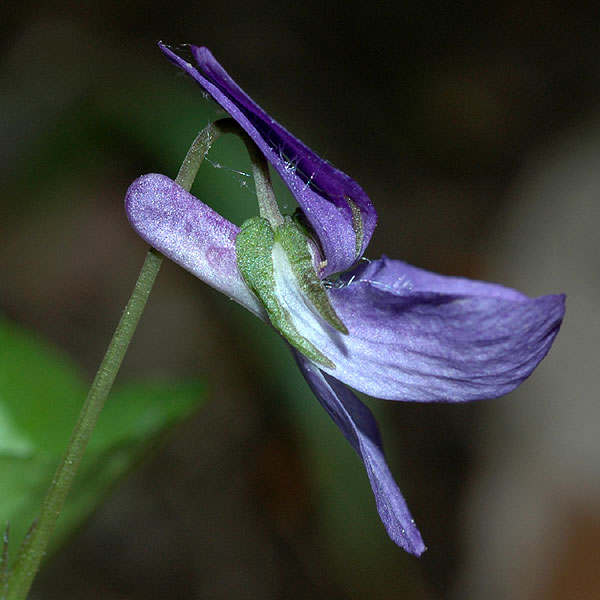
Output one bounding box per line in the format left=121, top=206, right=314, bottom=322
left=125, top=44, right=565, bottom=555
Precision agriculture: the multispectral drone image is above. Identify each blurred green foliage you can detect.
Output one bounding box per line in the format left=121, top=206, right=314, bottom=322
left=0, top=315, right=206, bottom=562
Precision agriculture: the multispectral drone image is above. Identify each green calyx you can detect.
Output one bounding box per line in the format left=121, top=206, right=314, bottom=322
left=274, top=219, right=348, bottom=334
left=235, top=216, right=348, bottom=368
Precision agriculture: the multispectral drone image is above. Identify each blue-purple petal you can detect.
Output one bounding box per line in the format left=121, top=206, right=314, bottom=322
left=158, top=42, right=377, bottom=276
left=302, top=257, right=565, bottom=401
left=125, top=173, right=265, bottom=318
left=292, top=349, right=426, bottom=555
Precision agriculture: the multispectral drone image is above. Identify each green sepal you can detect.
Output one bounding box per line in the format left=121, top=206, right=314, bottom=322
left=274, top=218, right=348, bottom=334
left=345, top=196, right=364, bottom=258
left=236, top=217, right=336, bottom=368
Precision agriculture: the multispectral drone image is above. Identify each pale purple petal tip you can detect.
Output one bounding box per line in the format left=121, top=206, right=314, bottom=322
left=292, top=349, right=426, bottom=555
left=157, top=42, right=377, bottom=276
left=125, top=173, right=264, bottom=317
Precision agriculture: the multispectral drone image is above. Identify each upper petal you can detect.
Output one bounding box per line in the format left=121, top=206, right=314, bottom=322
left=291, top=348, right=426, bottom=555
left=125, top=173, right=265, bottom=318
left=158, top=42, right=377, bottom=276
left=289, top=258, right=565, bottom=401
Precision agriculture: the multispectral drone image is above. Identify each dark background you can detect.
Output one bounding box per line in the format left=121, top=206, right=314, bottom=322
left=2, top=1, right=599, bottom=598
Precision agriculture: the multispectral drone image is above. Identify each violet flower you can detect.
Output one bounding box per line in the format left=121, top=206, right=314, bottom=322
left=125, top=44, right=565, bottom=555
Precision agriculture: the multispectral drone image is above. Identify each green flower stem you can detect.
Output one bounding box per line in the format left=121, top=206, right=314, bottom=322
left=5, top=247, right=164, bottom=600
left=4, top=121, right=224, bottom=600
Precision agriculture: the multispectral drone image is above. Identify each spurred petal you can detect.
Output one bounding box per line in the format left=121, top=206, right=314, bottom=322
left=125, top=173, right=265, bottom=318
left=292, top=348, right=426, bottom=554
left=288, top=257, right=565, bottom=401
left=158, top=42, right=377, bottom=276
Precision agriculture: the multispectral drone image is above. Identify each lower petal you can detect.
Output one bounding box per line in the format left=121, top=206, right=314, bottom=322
left=292, top=348, right=426, bottom=555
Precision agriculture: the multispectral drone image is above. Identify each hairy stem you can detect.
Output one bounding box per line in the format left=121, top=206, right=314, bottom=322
left=4, top=121, right=221, bottom=599
left=5, top=249, right=163, bottom=599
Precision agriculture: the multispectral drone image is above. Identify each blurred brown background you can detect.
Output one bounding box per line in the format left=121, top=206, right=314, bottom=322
left=2, top=1, right=599, bottom=598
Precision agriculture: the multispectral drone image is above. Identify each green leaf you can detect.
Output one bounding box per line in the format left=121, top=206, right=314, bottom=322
left=0, top=316, right=206, bottom=562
